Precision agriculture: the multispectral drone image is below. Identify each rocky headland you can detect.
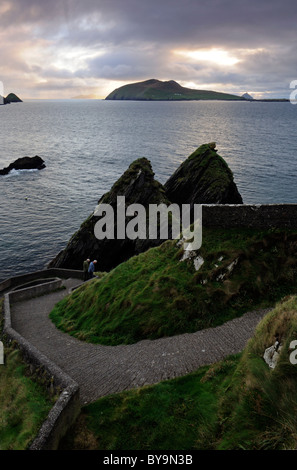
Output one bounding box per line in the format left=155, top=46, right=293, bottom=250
left=0, top=156, right=46, bottom=175
left=49, top=143, right=243, bottom=272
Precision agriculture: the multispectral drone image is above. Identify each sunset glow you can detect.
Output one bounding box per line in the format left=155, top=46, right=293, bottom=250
left=175, top=49, right=240, bottom=66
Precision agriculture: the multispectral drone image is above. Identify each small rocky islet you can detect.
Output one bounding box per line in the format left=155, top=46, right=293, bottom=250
left=0, top=92, right=22, bottom=105
left=0, top=155, right=46, bottom=175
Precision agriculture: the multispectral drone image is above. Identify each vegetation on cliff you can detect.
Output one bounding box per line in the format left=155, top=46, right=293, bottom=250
left=164, top=142, right=243, bottom=206
left=60, top=295, right=297, bottom=450
left=50, top=227, right=297, bottom=345
left=105, top=79, right=243, bottom=101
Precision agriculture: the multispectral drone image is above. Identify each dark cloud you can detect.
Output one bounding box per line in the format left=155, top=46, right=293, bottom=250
left=1, top=0, right=297, bottom=97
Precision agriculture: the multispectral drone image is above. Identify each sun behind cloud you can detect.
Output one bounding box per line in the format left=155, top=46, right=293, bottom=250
left=174, top=48, right=240, bottom=66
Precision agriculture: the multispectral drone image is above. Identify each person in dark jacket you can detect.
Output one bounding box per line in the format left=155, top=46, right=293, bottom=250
left=88, top=260, right=97, bottom=278
left=83, top=258, right=90, bottom=281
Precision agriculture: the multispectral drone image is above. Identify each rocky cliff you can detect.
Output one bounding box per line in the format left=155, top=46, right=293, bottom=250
left=49, top=143, right=243, bottom=271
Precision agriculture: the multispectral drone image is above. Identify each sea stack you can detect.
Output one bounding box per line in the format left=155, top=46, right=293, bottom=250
left=164, top=143, right=243, bottom=209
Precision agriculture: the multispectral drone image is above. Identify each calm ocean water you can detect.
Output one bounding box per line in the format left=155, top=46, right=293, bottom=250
left=0, top=99, right=296, bottom=282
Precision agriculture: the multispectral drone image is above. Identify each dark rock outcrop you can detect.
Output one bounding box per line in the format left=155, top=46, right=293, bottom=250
left=5, top=93, right=23, bottom=103
left=164, top=143, right=243, bottom=210
left=49, top=143, right=243, bottom=272
left=1, top=93, right=22, bottom=105
left=0, top=156, right=46, bottom=175
left=48, top=158, right=172, bottom=272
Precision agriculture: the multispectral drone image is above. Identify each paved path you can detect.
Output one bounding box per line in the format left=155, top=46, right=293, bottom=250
left=10, top=279, right=271, bottom=404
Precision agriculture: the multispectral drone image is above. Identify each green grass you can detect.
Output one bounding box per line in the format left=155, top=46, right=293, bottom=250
left=0, top=299, right=54, bottom=450
left=60, top=296, right=297, bottom=450
left=59, top=354, right=239, bottom=450
left=50, top=227, right=297, bottom=345
left=217, top=295, right=297, bottom=450
left=0, top=321, right=54, bottom=449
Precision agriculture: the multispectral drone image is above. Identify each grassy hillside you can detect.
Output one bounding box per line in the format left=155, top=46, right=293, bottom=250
left=50, top=227, right=297, bottom=345
left=60, top=295, right=297, bottom=450
left=217, top=294, right=297, bottom=449
left=105, top=79, right=243, bottom=101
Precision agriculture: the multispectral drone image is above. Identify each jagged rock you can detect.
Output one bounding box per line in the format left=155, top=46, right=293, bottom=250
left=164, top=143, right=243, bottom=212
left=0, top=155, right=46, bottom=175
left=48, top=158, right=171, bottom=272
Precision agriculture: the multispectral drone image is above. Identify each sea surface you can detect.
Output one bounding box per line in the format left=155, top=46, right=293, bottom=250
left=0, top=99, right=296, bottom=282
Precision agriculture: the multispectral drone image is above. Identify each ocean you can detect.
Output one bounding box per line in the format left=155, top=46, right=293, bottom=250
left=0, top=99, right=296, bottom=282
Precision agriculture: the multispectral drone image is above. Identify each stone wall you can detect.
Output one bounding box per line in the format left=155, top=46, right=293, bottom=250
left=0, top=268, right=84, bottom=296
left=202, top=204, right=297, bottom=229
left=9, top=278, right=62, bottom=302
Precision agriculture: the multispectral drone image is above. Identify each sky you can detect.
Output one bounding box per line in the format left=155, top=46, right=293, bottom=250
left=0, top=0, right=296, bottom=99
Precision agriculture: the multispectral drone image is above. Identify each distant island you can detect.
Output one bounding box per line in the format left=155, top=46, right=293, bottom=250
left=105, top=79, right=244, bottom=101
left=105, top=79, right=290, bottom=102
left=0, top=93, right=22, bottom=105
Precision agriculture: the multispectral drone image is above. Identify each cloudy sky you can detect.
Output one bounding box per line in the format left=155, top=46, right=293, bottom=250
left=1, top=0, right=296, bottom=99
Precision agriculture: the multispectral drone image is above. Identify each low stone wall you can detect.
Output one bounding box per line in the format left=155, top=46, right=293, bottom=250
left=202, top=204, right=297, bottom=229
left=9, top=278, right=62, bottom=303
left=0, top=268, right=84, bottom=296
left=3, top=284, right=81, bottom=450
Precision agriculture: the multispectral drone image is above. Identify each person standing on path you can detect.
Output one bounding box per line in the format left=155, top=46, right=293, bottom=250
left=88, top=260, right=97, bottom=279
left=83, top=258, right=90, bottom=281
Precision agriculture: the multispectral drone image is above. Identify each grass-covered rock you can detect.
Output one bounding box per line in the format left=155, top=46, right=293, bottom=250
left=50, top=227, right=297, bottom=345
left=164, top=142, right=243, bottom=206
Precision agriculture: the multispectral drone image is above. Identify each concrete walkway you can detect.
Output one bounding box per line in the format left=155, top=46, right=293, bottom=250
left=10, top=278, right=271, bottom=404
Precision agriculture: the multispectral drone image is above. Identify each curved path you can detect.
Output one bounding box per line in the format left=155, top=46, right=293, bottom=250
left=10, top=279, right=271, bottom=404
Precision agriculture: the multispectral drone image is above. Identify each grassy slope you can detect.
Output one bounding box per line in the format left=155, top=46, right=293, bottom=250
left=0, top=301, right=53, bottom=450
left=60, top=296, right=297, bottom=450
left=50, top=227, right=297, bottom=345
left=218, top=295, right=297, bottom=450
